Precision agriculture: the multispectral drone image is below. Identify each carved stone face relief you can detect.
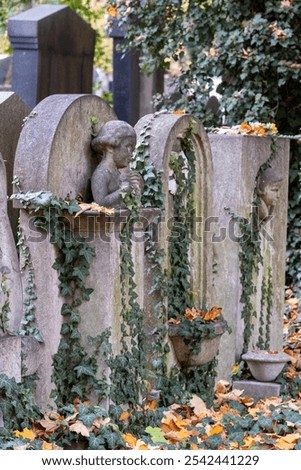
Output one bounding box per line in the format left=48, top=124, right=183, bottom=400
left=256, top=168, right=284, bottom=222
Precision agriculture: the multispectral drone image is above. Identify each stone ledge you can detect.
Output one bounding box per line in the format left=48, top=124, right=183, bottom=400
left=233, top=380, right=281, bottom=398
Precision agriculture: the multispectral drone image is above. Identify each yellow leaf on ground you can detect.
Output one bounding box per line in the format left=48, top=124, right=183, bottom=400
left=209, top=424, right=223, bottom=436
left=145, top=400, right=157, bottom=411
left=119, top=411, right=130, bottom=421
left=42, top=441, right=60, bottom=450
left=242, top=435, right=260, bottom=449
left=190, top=442, right=199, bottom=450
left=14, top=428, right=35, bottom=440
left=164, top=428, right=193, bottom=442
left=123, top=433, right=137, bottom=448
left=275, top=434, right=300, bottom=450
left=135, top=440, right=151, bottom=450
left=229, top=441, right=239, bottom=449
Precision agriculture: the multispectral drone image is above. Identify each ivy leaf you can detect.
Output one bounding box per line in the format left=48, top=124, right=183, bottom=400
left=74, top=365, right=95, bottom=378
left=145, top=426, right=168, bottom=444
left=89, top=434, right=105, bottom=450
left=0, top=374, right=16, bottom=394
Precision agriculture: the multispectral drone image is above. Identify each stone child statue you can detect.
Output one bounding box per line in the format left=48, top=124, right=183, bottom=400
left=91, top=120, right=143, bottom=208
left=256, top=167, right=284, bottom=222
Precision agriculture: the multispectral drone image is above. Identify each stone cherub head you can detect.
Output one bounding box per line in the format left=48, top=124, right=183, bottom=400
left=256, top=167, right=284, bottom=222
left=90, top=120, right=143, bottom=208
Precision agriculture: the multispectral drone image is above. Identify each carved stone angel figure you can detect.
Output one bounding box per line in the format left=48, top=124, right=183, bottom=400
left=91, top=121, right=143, bottom=208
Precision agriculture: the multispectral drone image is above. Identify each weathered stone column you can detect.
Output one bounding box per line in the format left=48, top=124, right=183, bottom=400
left=209, top=134, right=290, bottom=379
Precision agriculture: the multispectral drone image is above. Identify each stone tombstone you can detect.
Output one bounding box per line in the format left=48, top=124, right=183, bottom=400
left=8, top=5, right=96, bottom=109
left=0, top=54, right=12, bottom=92
left=209, top=134, right=290, bottom=379
left=0, top=91, right=31, bottom=235
left=135, top=113, right=214, bottom=369
left=0, top=152, right=23, bottom=381
left=109, top=20, right=164, bottom=126
left=13, top=94, right=117, bottom=408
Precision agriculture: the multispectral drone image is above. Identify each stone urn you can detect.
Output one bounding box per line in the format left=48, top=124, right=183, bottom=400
left=242, top=350, right=291, bottom=382
left=168, top=322, right=226, bottom=369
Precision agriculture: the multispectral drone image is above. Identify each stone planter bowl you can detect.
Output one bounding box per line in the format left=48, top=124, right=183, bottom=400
left=168, top=322, right=225, bottom=368
left=242, top=350, right=291, bottom=382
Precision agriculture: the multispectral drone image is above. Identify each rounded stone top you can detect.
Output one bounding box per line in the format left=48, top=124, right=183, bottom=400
left=13, top=94, right=116, bottom=202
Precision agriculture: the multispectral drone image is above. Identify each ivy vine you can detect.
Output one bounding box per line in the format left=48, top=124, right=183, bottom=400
left=0, top=271, right=10, bottom=333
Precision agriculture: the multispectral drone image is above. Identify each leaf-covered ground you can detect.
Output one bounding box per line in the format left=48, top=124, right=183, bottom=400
left=2, top=294, right=301, bottom=451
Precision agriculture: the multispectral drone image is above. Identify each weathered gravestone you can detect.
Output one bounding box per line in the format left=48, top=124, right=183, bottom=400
left=8, top=5, right=96, bottom=109
left=0, top=91, right=30, bottom=235
left=109, top=19, right=164, bottom=126
left=0, top=152, right=23, bottom=381
left=13, top=94, right=153, bottom=408
left=209, top=134, right=290, bottom=379
left=135, top=113, right=215, bottom=371
left=0, top=54, right=12, bottom=92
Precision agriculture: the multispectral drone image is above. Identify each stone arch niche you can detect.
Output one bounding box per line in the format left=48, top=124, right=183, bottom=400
left=13, top=94, right=117, bottom=409
left=135, top=113, right=214, bottom=368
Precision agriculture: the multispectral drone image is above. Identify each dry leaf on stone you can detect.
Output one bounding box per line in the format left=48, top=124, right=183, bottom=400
left=74, top=202, right=115, bottom=217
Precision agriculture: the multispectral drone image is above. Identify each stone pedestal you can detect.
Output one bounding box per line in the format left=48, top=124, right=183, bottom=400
left=209, top=135, right=290, bottom=379
left=233, top=380, right=281, bottom=399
